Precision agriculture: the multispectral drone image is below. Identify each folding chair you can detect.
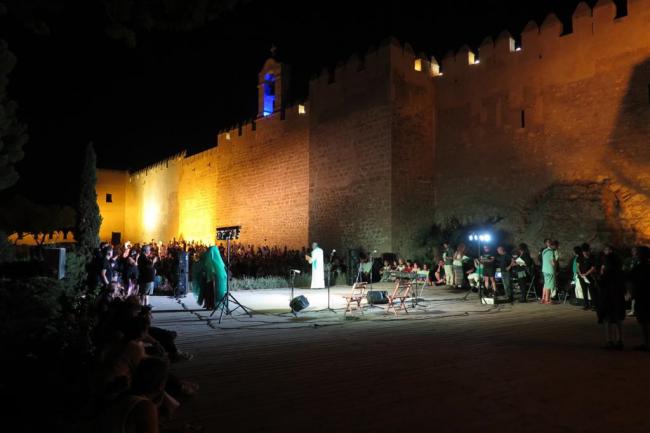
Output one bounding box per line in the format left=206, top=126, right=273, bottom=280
left=343, top=282, right=367, bottom=316
left=386, top=280, right=412, bottom=316
left=525, top=272, right=538, bottom=301
left=558, top=282, right=572, bottom=304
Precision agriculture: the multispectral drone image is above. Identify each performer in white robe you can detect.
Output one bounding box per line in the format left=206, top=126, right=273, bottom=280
left=306, top=242, right=325, bottom=289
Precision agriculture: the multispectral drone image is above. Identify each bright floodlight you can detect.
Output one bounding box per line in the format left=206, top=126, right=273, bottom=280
left=478, top=235, right=485, bottom=242
left=484, top=234, right=491, bottom=242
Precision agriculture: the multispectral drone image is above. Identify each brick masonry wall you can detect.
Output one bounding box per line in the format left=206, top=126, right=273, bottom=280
left=308, top=44, right=394, bottom=255
left=97, top=169, right=128, bottom=242
left=214, top=110, right=310, bottom=249
left=389, top=43, right=436, bottom=258
left=97, top=0, right=650, bottom=263
left=433, top=0, right=650, bottom=257
left=178, top=149, right=219, bottom=244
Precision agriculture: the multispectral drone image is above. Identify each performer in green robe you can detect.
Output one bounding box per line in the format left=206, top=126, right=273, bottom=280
left=192, top=246, right=227, bottom=309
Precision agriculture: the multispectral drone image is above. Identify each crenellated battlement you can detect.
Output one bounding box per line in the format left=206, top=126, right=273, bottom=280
left=215, top=101, right=309, bottom=146
left=129, top=151, right=185, bottom=180
left=436, top=0, right=650, bottom=84
left=97, top=0, right=650, bottom=252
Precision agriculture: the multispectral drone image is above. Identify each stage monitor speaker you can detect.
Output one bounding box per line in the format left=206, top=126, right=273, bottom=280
left=366, top=290, right=388, bottom=304
left=176, top=251, right=189, bottom=295
left=44, top=247, right=66, bottom=280
left=290, top=295, right=310, bottom=312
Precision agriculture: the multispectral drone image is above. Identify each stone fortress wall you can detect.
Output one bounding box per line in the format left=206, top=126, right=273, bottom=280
left=434, top=0, right=650, bottom=249
left=97, top=0, right=650, bottom=259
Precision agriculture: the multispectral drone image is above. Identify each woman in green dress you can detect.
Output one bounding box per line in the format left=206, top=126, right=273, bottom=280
left=192, top=246, right=227, bottom=309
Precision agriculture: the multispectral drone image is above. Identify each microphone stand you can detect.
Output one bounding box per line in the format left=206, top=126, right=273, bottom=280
left=325, top=250, right=337, bottom=313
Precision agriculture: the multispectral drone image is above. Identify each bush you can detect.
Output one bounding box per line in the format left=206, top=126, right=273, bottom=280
left=64, top=247, right=89, bottom=295
left=229, top=273, right=312, bottom=290
left=0, top=276, right=65, bottom=353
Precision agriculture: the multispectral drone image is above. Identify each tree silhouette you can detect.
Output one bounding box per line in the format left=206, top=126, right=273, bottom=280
left=0, top=40, right=27, bottom=191
left=74, top=142, right=102, bottom=254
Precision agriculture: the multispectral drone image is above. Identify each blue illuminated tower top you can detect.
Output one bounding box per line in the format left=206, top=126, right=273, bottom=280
left=258, top=50, right=288, bottom=119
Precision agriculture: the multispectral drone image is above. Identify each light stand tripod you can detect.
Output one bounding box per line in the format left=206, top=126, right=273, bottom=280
left=210, top=226, right=252, bottom=323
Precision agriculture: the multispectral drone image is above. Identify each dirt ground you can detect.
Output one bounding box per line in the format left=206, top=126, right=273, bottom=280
left=152, top=285, right=650, bottom=433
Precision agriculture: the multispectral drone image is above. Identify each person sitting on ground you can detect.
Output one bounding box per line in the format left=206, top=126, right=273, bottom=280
left=97, top=315, right=149, bottom=398
left=97, top=357, right=169, bottom=433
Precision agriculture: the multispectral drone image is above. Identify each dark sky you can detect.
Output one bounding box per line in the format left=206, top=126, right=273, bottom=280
left=0, top=0, right=626, bottom=205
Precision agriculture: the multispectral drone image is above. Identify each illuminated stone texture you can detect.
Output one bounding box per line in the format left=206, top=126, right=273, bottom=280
left=98, top=0, right=650, bottom=257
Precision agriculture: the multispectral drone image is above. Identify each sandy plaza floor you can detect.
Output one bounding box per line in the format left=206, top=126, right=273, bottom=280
left=150, top=283, right=650, bottom=433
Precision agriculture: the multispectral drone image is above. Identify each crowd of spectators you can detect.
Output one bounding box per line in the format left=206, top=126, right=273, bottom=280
left=90, top=240, right=197, bottom=432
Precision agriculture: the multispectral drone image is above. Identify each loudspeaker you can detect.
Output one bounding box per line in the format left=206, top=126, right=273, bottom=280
left=44, top=247, right=66, bottom=280
left=111, top=232, right=121, bottom=245
left=366, top=290, right=388, bottom=304
left=290, top=295, right=310, bottom=312
left=176, top=251, right=189, bottom=295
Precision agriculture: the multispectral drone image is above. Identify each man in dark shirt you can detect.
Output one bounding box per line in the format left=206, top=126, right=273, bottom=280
left=577, top=243, right=597, bottom=310
left=99, top=246, right=114, bottom=288
left=496, top=246, right=514, bottom=303
left=138, top=244, right=158, bottom=306
left=481, top=245, right=497, bottom=295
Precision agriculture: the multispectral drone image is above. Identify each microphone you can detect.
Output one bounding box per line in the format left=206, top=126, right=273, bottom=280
left=290, top=269, right=301, bottom=274
left=330, top=249, right=336, bottom=255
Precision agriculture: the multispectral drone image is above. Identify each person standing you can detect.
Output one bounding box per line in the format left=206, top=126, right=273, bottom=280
left=496, top=246, right=514, bottom=304
left=598, top=245, right=625, bottom=350
left=306, top=242, right=325, bottom=289
left=630, top=247, right=650, bottom=350
left=480, top=245, right=497, bottom=296
left=541, top=240, right=558, bottom=304
left=452, top=243, right=468, bottom=289
left=138, top=245, right=158, bottom=306
left=442, top=242, right=455, bottom=286
left=578, top=243, right=597, bottom=310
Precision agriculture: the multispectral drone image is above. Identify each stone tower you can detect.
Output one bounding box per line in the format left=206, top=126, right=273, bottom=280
left=257, top=53, right=290, bottom=118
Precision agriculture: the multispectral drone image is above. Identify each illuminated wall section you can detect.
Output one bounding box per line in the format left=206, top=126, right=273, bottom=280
left=128, top=155, right=182, bottom=243
left=433, top=0, right=650, bottom=247
left=214, top=107, right=310, bottom=249
left=178, top=148, right=219, bottom=244
left=97, top=169, right=128, bottom=242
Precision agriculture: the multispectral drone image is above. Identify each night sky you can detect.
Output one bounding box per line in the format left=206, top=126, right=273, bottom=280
left=0, top=0, right=626, bottom=205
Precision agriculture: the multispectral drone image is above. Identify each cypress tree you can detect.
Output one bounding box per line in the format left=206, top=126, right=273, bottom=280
left=75, top=142, right=102, bottom=254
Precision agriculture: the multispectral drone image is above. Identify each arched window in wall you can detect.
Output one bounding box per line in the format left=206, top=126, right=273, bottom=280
left=263, top=73, right=276, bottom=116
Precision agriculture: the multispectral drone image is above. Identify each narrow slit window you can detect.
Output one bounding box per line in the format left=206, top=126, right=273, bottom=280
left=520, top=110, right=526, bottom=128
left=106, top=193, right=113, bottom=203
